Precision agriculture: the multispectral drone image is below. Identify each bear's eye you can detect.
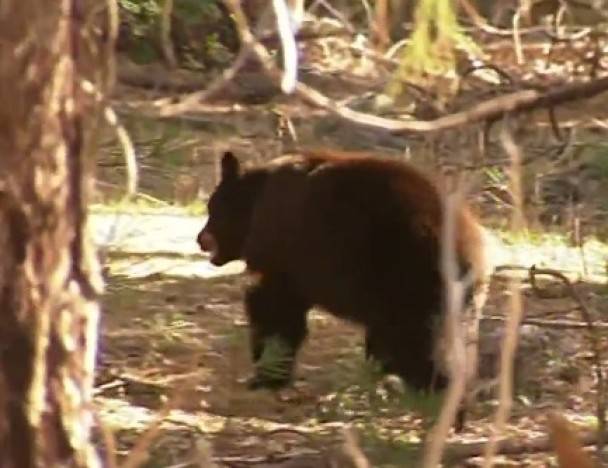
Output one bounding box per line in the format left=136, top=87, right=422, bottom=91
left=207, top=187, right=232, bottom=218
left=207, top=195, right=217, bottom=215
left=207, top=188, right=226, bottom=216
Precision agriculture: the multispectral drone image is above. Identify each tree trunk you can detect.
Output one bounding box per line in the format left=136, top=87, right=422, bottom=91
left=0, top=0, right=104, bottom=466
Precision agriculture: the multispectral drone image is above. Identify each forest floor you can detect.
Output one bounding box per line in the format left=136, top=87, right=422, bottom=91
left=91, top=210, right=608, bottom=467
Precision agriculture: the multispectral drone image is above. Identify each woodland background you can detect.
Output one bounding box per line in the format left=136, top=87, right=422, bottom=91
left=1, top=0, right=608, bottom=466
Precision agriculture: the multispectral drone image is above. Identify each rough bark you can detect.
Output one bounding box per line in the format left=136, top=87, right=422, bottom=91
left=0, top=0, right=104, bottom=466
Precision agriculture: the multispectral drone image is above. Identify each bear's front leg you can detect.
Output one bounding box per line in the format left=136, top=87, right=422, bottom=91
left=244, top=274, right=310, bottom=390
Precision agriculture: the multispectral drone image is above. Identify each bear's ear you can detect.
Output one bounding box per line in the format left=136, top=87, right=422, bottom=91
left=220, top=151, right=240, bottom=181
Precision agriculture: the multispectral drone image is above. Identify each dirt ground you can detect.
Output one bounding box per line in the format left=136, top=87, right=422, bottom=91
left=92, top=211, right=608, bottom=467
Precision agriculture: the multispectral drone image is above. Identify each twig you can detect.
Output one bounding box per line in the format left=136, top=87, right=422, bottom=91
left=423, top=189, right=470, bottom=467
left=272, top=0, right=298, bottom=94
left=482, top=315, right=608, bottom=330
left=149, top=2, right=608, bottom=134
left=265, top=427, right=314, bottom=444
left=512, top=7, right=524, bottom=65
left=104, top=107, right=138, bottom=199
left=349, top=43, right=399, bottom=67
left=460, top=64, right=515, bottom=86
left=528, top=269, right=571, bottom=300
left=492, top=264, right=536, bottom=275
left=81, top=79, right=138, bottom=198
left=104, top=0, right=119, bottom=91
left=133, top=192, right=170, bottom=205
left=372, top=0, right=389, bottom=50
left=160, top=0, right=178, bottom=68
left=529, top=265, right=606, bottom=455
left=447, top=428, right=601, bottom=461
left=312, top=0, right=356, bottom=34
left=220, top=12, right=608, bottom=135
left=457, top=0, right=543, bottom=38
left=154, top=0, right=281, bottom=115
left=503, top=125, right=525, bottom=232
left=93, top=408, right=118, bottom=468
left=341, top=427, right=371, bottom=468
left=482, top=123, right=526, bottom=468
left=118, top=395, right=181, bottom=468
left=154, top=47, right=254, bottom=116
left=119, top=354, right=201, bottom=468
left=359, top=0, right=374, bottom=37
left=573, top=208, right=590, bottom=278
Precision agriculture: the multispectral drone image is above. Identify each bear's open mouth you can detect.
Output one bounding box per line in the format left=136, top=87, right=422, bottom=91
left=204, top=244, right=223, bottom=265
left=209, top=249, right=222, bottom=266
left=197, top=232, right=225, bottom=266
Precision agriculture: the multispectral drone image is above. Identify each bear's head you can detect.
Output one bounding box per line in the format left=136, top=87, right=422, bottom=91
left=197, top=151, right=259, bottom=266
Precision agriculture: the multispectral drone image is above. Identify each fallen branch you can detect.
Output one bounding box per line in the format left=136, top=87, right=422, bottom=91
left=482, top=315, right=608, bottom=330
left=160, top=0, right=178, bottom=68
left=222, top=0, right=608, bottom=134
left=446, top=428, right=599, bottom=462
left=296, top=72, right=608, bottom=135
left=530, top=266, right=606, bottom=455
left=215, top=428, right=602, bottom=466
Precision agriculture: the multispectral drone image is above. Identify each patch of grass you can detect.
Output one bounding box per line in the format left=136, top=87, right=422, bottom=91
left=223, top=324, right=249, bottom=349
left=181, top=199, right=207, bottom=215
left=255, top=336, right=296, bottom=383
left=358, top=426, right=422, bottom=467
left=497, top=228, right=564, bottom=247
left=90, top=198, right=206, bottom=216
left=159, top=149, right=189, bottom=169
left=314, top=352, right=445, bottom=430
left=583, top=142, right=608, bottom=178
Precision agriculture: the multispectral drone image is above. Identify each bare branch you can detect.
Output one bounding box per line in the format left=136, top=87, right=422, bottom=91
left=272, top=0, right=299, bottom=93
left=448, top=425, right=600, bottom=461
left=341, top=427, right=371, bottom=468
left=104, top=0, right=119, bottom=90
left=154, top=47, right=255, bottom=116
left=120, top=352, right=202, bottom=468
left=218, top=3, right=608, bottom=134
left=81, top=79, right=138, bottom=198
left=372, top=0, right=389, bottom=50
left=310, top=0, right=356, bottom=33
left=482, top=124, right=526, bottom=467
left=483, top=315, right=608, bottom=330
left=160, top=0, right=178, bottom=68
left=422, top=190, right=470, bottom=468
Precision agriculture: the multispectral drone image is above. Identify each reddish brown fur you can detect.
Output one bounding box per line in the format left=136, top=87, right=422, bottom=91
left=197, top=149, right=489, bottom=402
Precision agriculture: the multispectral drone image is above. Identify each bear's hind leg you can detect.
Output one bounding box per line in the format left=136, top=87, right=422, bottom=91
left=245, top=274, right=310, bottom=390
left=365, top=328, right=397, bottom=376
left=369, top=321, right=443, bottom=392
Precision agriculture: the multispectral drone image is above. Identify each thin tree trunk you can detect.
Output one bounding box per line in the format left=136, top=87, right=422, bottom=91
left=0, top=0, right=104, bottom=466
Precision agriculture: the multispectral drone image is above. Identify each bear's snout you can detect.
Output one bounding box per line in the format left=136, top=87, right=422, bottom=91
left=197, top=230, right=217, bottom=254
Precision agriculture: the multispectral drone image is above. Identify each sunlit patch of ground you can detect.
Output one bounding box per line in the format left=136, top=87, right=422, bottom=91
left=492, top=230, right=608, bottom=283
left=92, top=213, right=608, bottom=467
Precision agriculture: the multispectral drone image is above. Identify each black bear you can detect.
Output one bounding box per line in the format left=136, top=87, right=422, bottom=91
left=197, top=149, right=489, bottom=396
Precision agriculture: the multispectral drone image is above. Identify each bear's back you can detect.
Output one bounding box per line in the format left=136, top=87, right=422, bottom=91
left=297, top=150, right=489, bottom=288
left=243, top=150, right=488, bottom=320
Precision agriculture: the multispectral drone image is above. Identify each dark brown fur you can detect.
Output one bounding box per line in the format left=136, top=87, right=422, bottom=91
left=197, top=149, right=488, bottom=398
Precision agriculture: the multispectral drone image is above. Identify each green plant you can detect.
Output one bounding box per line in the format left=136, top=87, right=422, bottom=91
left=255, top=336, right=295, bottom=383
left=386, top=0, right=482, bottom=99
left=173, top=0, right=222, bottom=26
